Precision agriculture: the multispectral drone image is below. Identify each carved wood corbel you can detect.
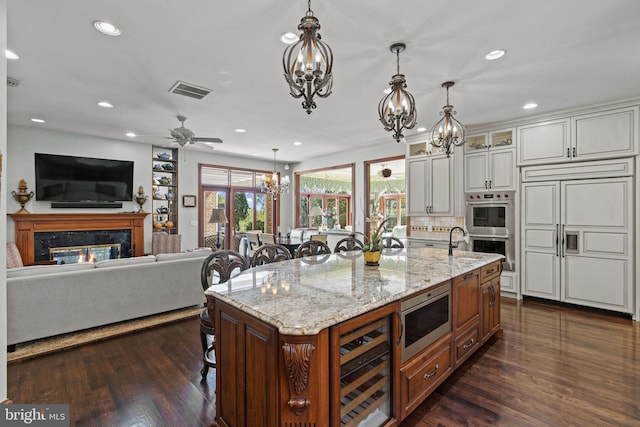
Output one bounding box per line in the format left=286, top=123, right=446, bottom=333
left=282, top=342, right=315, bottom=415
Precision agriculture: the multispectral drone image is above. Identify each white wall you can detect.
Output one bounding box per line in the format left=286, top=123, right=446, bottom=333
left=1, top=0, right=8, bottom=403
left=6, top=125, right=281, bottom=252
left=176, top=147, right=289, bottom=247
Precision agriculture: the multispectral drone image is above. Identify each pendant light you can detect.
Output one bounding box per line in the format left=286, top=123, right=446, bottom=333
left=430, top=81, right=467, bottom=157
left=378, top=42, right=417, bottom=142
left=282, top=0, right=334, bottom=114
left=261, top=149, right=290, bottom=199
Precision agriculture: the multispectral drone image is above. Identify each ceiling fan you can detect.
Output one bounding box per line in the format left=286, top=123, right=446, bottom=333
left=168, top=115, right=223, bottom=148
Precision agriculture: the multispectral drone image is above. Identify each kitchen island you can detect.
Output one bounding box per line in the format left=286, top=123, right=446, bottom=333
left=205, top=247, right=503, bottom=427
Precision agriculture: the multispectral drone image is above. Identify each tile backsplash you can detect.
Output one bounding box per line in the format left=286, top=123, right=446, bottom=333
left=409, top=216, right=466, bottom=240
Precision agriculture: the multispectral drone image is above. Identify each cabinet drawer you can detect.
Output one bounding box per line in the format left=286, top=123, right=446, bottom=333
left=481, top=261, right=501, bottom=282
left=400, top=334, right=452, bottom=419
left=454, top=323, right=479, bottom=368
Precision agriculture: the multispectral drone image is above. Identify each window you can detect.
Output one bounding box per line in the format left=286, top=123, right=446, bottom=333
left=365, top=156, right=406, bottom=236
left=200, top=165, right=275, bottom=249
left=295, top=164, right=354, bottom=230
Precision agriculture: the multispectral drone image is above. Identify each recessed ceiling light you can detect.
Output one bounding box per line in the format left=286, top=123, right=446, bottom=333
left=293, top=141, right=302, bottom=146
left=523, top=102, right=538, bottom=110
left=280, top=32, right=298, bottom=45
left=234, top=128, right=247, bottom=133
left=5, top=49, right=19, bottom=60
left=30, top=118, right=45, bottom=123
left=416, top=127, right=427, bottom=132
left=93, top=20, right=121, bottom=36
left=126, top=132, right=137, bottom=138
left=97, top=101, right=114, bottom=108
left=485, top=49, right=506, bottom=60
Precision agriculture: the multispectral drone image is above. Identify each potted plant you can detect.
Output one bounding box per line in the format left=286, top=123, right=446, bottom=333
left=362, top=212, right=391, bottom=266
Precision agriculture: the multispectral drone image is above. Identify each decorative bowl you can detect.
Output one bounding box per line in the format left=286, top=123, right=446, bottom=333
left=156, top=152, right=171, bottom=160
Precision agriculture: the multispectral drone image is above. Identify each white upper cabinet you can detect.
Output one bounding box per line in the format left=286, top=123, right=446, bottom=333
left=517, top=119, right=570, bottom=166
left=518, top=106, right=638, bottom=166
left=572, top=106, right=638, bottom=161
left=407, top=153, right=454, bottom=216
left=464, top=128, right=516, bottom=192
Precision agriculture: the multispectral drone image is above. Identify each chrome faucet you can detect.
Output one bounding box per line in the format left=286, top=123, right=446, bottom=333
left=448, top=226, right=467, bottom=256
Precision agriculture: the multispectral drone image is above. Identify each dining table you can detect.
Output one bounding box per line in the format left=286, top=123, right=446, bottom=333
left=276, top=237, right=301, bottom=257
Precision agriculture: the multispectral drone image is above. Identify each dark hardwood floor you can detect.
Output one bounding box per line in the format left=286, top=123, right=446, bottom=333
left=7, top=298, right=640, bottom=426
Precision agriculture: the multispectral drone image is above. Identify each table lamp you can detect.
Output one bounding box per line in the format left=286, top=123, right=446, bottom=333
left=208, top=208, right=229, bottom=249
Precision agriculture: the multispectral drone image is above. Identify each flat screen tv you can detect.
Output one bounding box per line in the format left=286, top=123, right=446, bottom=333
left=35, top=153, right=134, bottom=202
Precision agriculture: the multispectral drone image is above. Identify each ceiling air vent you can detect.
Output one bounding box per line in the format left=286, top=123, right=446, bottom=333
left=169, top=81, right=212, bottom=100
left=7, top=76, right=20, bottom=87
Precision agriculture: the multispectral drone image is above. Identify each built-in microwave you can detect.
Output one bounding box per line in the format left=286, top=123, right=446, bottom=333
left=400, top=282, right=450, bottom=363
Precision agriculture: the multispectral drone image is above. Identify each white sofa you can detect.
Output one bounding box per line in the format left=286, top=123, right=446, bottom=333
left=6, top=248, right=212, bottom=346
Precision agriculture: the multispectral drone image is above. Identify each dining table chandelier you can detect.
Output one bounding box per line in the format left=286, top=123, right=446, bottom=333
left=430, top=81, right=467, bottom=157
left=262, top=148, right=290, bottom=199
left=282, top=0, right=334, bottom=114
left=378, top=42, right=417, bottom=143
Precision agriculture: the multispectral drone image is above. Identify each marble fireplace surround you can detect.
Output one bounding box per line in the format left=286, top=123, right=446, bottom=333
left=9, top=212, right=148, bottom=266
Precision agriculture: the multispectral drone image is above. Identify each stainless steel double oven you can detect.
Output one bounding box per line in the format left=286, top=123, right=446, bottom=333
left=465, top=191, right=515, bottom=271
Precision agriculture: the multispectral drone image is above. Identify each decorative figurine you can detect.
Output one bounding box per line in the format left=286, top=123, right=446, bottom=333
left=12, top=179, right=34, bottom=214
left=135, top=185, right=148, bottom=212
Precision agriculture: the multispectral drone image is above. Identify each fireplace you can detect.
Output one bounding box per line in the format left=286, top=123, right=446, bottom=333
left=9, top=213, right=148, bottom=265
left=34, top=229, right=131, bottom=263
left=50, top=243, right=122, bottom=264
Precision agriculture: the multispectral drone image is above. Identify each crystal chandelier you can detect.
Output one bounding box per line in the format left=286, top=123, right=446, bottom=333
left=262, top=149, right=290, bottom=199
left=282, top=0, right=334, bottom=114
left=430, top=81, right=467, bottom=157
left=378, top=42, right=417, bottom=143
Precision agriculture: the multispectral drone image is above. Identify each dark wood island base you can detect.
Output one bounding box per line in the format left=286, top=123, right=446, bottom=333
left=206, top=250, right=503, bottom=426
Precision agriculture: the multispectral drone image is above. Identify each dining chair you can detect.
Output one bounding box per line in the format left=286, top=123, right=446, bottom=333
left=295, top=240, right=332, bottom=258
left=260, top=233, right=276, bottom=244
left=382, top=236, right=405, bottom=249
left=310, top=234, right=327, bottom=243
left=250, top=244, right=292, bottom=267
left=334, top=236, right=364, bottom=252
left=199, top=250, right=249, bottom=378
left=245, top=232, right=262, bottom=257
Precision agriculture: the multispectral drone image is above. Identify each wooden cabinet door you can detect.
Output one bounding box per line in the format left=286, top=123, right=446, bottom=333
left=216, top=301, right=279, bottom=427
left=453, top=270, right=480, bottom=334
left=463, top=151, right=488, bottom=193
left=521, top=181, right=561, bottom=300
left=407, top=158, right=427, bottom=215
left=489, top=149, right=516, bottom=191
left=560, top=177, right=633, bottom=312
left=430, top=155, right=454, bottom=215
left=481, top=277, right=501, bottom=343
left=408, top=155, right=453, bottom=215
left=517, top=119, right=570, bottom=166
left=572, top=107, right=638, bottom=161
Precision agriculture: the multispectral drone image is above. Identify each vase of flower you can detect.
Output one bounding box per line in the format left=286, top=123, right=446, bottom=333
left=363, top=250, right=382, bottom=266
left=362, top=208, right=391, bottom=266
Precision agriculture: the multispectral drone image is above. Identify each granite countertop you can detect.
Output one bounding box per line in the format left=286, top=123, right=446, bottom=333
left=205, top=247, right=503, bottom=336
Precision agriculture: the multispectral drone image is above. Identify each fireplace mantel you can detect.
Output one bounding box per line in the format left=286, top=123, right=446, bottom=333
left=9, top=212, right=148, bottom=265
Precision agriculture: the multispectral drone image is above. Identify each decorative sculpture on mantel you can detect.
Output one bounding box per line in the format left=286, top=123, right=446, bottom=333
left=135, top=185, right=148, bottom=213
left=11, top=179, right=34, bottom=214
